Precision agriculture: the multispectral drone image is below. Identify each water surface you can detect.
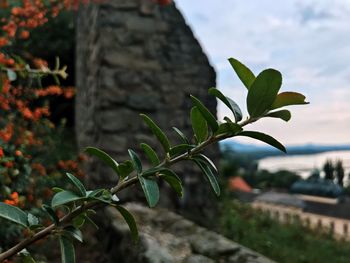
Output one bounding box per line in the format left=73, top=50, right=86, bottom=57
left=258, top=151, right=350, bottom=180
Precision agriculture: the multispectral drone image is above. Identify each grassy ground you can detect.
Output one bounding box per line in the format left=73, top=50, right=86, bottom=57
left=220, top=198, right=350, bottom=263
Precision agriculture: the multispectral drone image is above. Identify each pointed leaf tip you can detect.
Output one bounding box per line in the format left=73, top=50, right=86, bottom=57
left=128, top=149, right=142, bottom=174
left=209, top=88, right=243, bottom=122
left=271, top=92, right=309, bottom=110
left=238, top=131, right=286, bottom=153
left=140, top=143, right=160, bottom=166
left=85, top=147, right=119, bottom=175
left=194, top=160, right=220, bottom=196
left=228, top=58, right=255, bottom=89
left=138, top=175, right=159, bottom=207
left=140, top=114, right=171, bottom=153
left=191, top=106, right=208, bottom=143
left=59, top=236, right=76, bottom=263
left=66, top=173, right=86, bottom=197
left=190, top=95, right=218, bottom=132
left=116, top=206, right=139, bottom=241
left=265, top=110, right=291, bottom=122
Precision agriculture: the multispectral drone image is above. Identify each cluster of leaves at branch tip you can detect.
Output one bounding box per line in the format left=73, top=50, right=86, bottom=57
left=0, top=58, right=308, bottom=263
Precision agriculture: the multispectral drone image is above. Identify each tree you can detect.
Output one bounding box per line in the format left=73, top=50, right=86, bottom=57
left=323, top=160, right=334, bottom=181
left=308, top=169, right=320, bottom=181
left=335, top=160, right=345, bottom=187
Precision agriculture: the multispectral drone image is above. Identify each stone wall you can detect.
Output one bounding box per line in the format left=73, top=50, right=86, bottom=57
left=75, top=0, right=219, bottom=224
left=98, top=203, right=274, bottom=263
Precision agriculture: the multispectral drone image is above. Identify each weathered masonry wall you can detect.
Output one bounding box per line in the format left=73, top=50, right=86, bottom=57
left=75, top=0, right=219, bottom=223
left=99, top=203, right=275, bottom=263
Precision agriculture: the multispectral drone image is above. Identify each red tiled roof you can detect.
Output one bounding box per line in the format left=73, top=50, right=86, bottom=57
left=228, top=176, right=252, bottom=193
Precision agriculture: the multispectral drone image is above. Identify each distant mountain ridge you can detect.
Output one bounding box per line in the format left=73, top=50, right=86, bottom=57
left=221, top=141, right=350, bottom=159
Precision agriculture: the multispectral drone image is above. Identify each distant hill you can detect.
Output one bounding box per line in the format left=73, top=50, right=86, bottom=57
left=221, top=141, right=350, bottom=159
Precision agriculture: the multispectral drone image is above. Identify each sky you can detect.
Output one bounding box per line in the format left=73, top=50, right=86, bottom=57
left=175, top=0, right=350, bottom=146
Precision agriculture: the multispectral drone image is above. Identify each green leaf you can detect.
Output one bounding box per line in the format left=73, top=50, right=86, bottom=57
left=118, top=160, right=134, bottom=179
left=87, top=189, right=104, bottom=198
left=140, top=114, right=171, bottom=153
left=92, top=196, right=112, bottom=205
left=140, top=143, right=160, bottom=166
left=85, top=215, right=99, bottom=230
left=21, top=253, right=36, bottom=263
left=116, top=205, right=138, bottom=241
left=191, top=106, right=208, bottom=143
left=52, top=187, right=64, bottom=193
left=271, top=92, right=309, bottom=109
left=215, top=122, right=242, bottom=136
left=27, top=213, right=39, bottom=226
left=142, top=167, right=163, bottom=177
left=194, top=160, right=220, bottom=196
left=247, top=69, right=282, bottom=117
left=190, top=95, right=219, bottom=132
left=51, top=191, right=84, bottom=208
left=19, top=250, right=36, bottom=263
left=192, top=154, right=218, bottom=172
left=59, top=236, right=76, bottom=263
left=228, top=57, right=255, bottom=89
left=159, top=169, right=183, bottom=197
left=223, top=116, right=234, bottom=122
left=66, top=173, right=86, bottom=197
left=85, top=147, right=119, bottom=175
left=172, top=127, right=190, bottom=144
left=238, top=131, right=286, bottom=153
left=138, top=175, right=159, bottom=207
left=169, top=144, right=194, bottom=157
left=73, top=214, right=86, bottom=228
left=42, top=204, right=59, bottom=225
left=208, top=88, right=243, bottom=122
left=53, top=74, right=60, bottom=85
left=128, top=149, right=142, bottom=174
left=265, top=110, right=291, bottom=122
left=7, top=69, right=17, bottom=81
left=0, top=202, right=28, bottom=228
left=63, top=226, right=83, bottom=243
left=102, top=190, right=112, bottom=201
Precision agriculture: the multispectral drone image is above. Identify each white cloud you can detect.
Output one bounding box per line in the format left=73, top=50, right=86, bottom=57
left=176, top=0, right=350, bottom=145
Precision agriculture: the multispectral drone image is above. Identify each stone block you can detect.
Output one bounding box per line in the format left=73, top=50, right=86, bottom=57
left=102, top=204, right=275, bottom=263
left=126, top=91, right=161, bottom=111
left=185, top=255, right=215, bottom=263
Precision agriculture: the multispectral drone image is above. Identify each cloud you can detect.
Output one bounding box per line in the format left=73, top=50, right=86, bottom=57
left=175, top=0, right=350, bottom=145
left=297, top=4, right=334, bottom=25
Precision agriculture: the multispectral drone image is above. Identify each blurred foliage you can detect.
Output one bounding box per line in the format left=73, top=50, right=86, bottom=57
left=0, top=3, right=83, bottom=252
left=220, top=198, right=350, bottom=263
left=246, top=169, right=301, bottom=190
left=9, top=10, right=76, bottom=126
left=220, top=147, right=301, bottom=190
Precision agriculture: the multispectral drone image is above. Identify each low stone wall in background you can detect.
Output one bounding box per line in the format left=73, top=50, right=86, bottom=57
left=98, top=203, right=274, bottom=263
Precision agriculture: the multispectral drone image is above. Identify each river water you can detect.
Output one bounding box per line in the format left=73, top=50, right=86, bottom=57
left=258, top=150, right=350, bottom=179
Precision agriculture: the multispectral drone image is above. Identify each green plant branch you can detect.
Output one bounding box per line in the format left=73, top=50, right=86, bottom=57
left=0, top=116, right=257, bottom=261
left=0, top=56, right=309, bottom=262
left=1, top=58, right=68, bottom=81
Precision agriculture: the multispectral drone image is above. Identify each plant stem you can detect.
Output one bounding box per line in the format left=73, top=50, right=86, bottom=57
left=1, top=66, right=67, bottom=79
left=0, top=117, right=257, bottom=261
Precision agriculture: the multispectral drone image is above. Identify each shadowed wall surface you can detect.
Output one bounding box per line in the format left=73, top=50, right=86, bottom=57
left=75, top=0, right=219, bottom=224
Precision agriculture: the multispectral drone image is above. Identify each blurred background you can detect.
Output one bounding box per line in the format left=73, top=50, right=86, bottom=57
left=2, top=1, right=350, bottom=262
